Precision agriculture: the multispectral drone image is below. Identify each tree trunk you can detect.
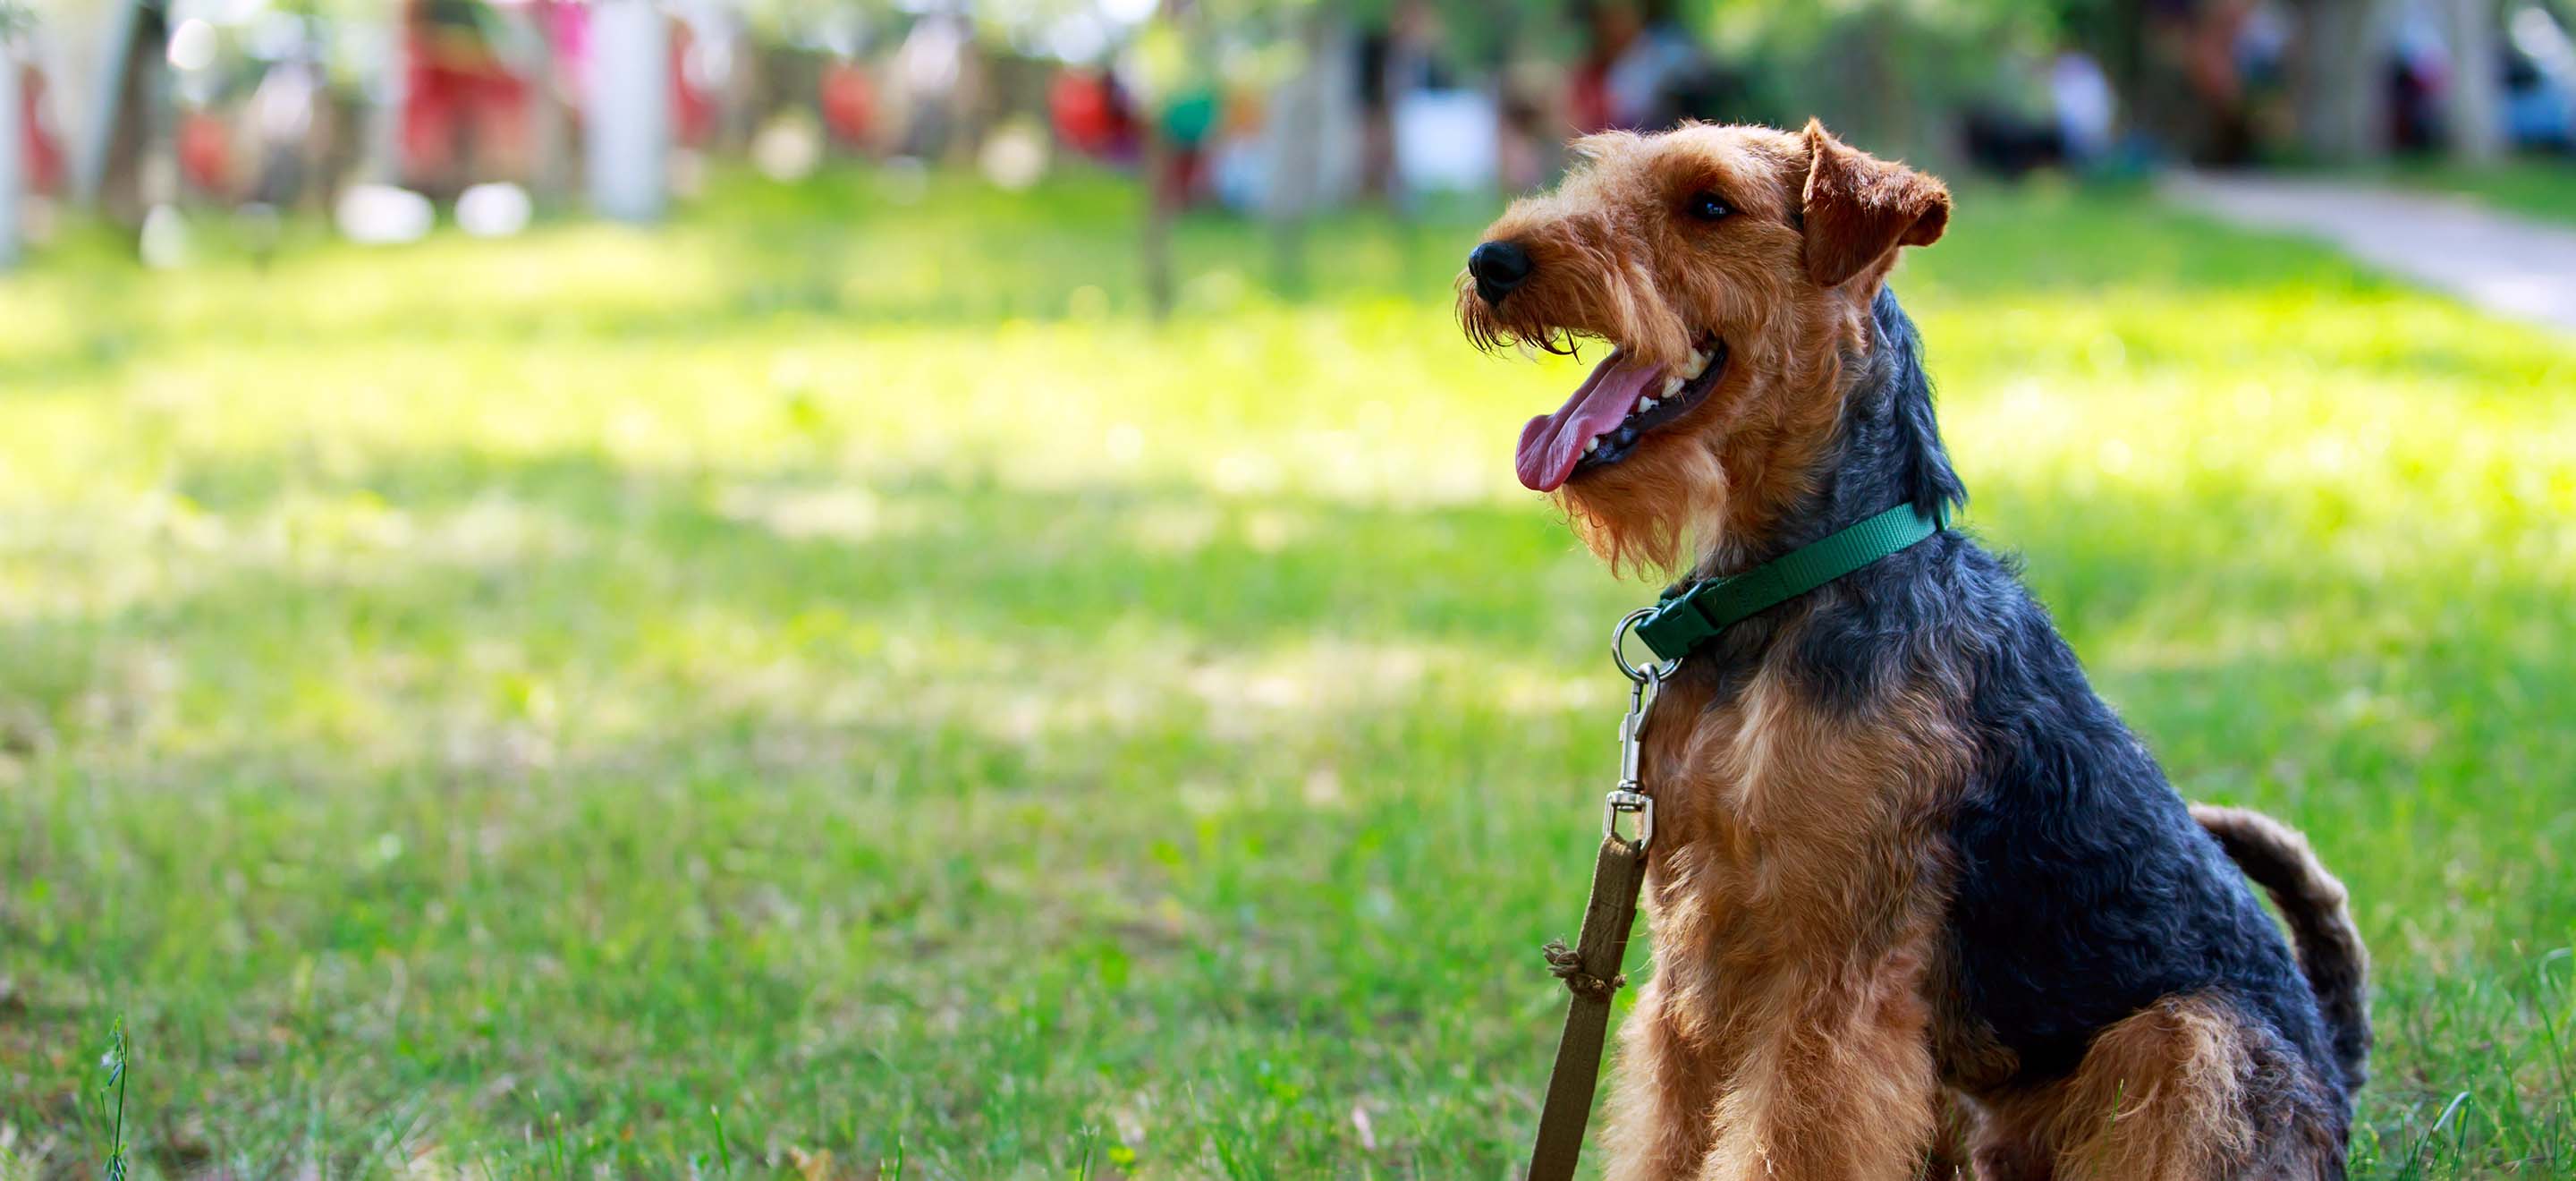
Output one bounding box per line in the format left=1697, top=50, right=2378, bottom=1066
left=2292, top=0, right=2393, bottom=162
left=362, top=5, right=406, bottom=184
left=588, top=0, right=670, bottom=222
left=2440, top=0, right=2504, bottom=163
left=1140, top=120, right=1174, bottom=319
left=87, top=1, right=166, bottom=225
left=1265, top=10, right=1334, bottom=298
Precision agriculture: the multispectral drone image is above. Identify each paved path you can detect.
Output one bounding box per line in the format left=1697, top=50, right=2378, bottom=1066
left=2163, top=172, right=2576, bottom=332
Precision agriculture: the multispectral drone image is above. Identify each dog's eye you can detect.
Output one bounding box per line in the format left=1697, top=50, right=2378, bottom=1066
left=1686, top=192, right=1733, bottom=222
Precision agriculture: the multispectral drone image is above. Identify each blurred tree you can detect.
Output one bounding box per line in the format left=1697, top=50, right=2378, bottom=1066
left=1131, top=0, right=1196, bottom=318
left=75, top=0, right=169, bottom=224
left=1261, top=4, right=1334, bottom=294
left=589, top=0, right=670, bottom=220
left=262, top=0, right=406, bottom=184
left=2289, top=0, right=2394, bottom=160
left=1130, top=0, right=1319, bottom=316
left=1699, top=0, right=2067, bottom=158
left=2441, top=0, right=2505, bottom=161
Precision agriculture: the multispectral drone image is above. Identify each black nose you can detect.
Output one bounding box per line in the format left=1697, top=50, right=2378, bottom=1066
left=1468, top=240, right=1533, bottom=303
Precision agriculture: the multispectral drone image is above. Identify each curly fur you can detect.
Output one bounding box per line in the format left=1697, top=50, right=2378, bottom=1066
left=1460, top=123, right=2368, bottom=1180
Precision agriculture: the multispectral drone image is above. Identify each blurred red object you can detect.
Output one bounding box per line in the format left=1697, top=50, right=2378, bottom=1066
left=402, top=0, right=529, bottom=189
left=178, top=110, right=233, bottom=197
left=670, top=21, right=715, bottom=146
left=1048, top=68, right=1135, bottom=159
left=821, top=61, right=874, bottom=146
left=18, top=64, right=64, bottom=193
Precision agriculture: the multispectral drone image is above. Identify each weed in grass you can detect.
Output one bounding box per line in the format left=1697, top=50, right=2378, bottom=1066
left=93, top=1022, right=129, bottom=1181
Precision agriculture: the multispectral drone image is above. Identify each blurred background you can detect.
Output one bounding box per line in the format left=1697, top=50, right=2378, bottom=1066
left=2, top=1, right=2573, bottom=1178
left=0, top=0, right=2573, bottom=274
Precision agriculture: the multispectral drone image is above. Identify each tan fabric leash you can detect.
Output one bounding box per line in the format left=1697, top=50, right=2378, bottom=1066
left=1526, top=828, right=1649, bottom=1180
left=1526, top=616, right=1668, bottom=1181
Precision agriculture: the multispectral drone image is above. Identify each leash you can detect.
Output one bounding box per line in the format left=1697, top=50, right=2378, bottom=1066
left=1526, top=620, right=1664, bottom=1181
left=1522, top=501, right=1948, bottom=1181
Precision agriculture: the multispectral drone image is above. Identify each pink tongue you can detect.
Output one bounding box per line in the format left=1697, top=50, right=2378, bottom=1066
left=1514, top=353, right=1664, bottom=492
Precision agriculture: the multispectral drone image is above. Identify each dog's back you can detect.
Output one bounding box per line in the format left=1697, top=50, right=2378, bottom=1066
left=1780, top=291, right=2367, bottom=1177
left=1935, top=537, right=2362, bottom=1158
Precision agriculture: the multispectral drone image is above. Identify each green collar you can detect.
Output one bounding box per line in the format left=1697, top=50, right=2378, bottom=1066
left=1632, top=502, right=1947, bottom=663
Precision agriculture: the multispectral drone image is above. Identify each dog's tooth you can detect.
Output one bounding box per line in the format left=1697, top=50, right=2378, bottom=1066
left=1638, top=396, right=1658, bottom=412
left=1585, top=437, right=1600, bottom=454
left=1684, top=349, right=1709, bottom=378
left=1661, top=374, right=1682, bottom=397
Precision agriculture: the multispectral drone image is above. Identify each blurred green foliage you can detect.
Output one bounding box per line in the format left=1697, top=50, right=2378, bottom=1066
left=0, top=169, right=2572, bottom=1175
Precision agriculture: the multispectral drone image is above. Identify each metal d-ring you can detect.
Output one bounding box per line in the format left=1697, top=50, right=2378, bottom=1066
left=1612, top=607, right=1681, bottom=685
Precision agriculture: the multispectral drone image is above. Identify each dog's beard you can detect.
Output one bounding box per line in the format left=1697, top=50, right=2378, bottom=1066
left=1556, top=432, right=1730, bottom=575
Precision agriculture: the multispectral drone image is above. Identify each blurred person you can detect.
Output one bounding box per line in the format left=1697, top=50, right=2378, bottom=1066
left=1962, top=47, right=2120, bottom=177
left=2138, top=0, right=2281, bottom=164
left=18, top=61, right=63, bottom=195
left=2388, top=0, right=2452, bottom=150
left=247, top=55, right=319, bottom=208
left=1357, top=1, right=1462, bottom=200
left=1964, top=51, right=2068, bottom=177
left=2504, top=4, right=2576, bottom=149
left=894, top=11, right=969, bottom=161
left=1358, top=0, right=1508, bottom=200
left=1496, top=58, right=1565, bottom=193
left=402, top=0, right=530, bottom=197
left=2052, top=48, right=2117, bottom=163
left=1154, top=81, right=1218, bottom=205
left=669, top=19, right=718, bottom=149
left=1208, top=82, right=1267, bottom=210
left=821, top=58, right=877, bottom=149
left=1569, top=0, right=1710, bottom=132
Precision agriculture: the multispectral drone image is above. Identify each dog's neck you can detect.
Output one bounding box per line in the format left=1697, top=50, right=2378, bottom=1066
left=1693, top=287, right=1966, bottom=582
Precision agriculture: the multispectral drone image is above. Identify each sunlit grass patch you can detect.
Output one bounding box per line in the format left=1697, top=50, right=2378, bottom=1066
left=0, top=172, right=2571, bottom=1176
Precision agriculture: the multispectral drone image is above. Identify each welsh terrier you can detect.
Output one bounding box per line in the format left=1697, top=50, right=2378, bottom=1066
left=1459, top=122, right=2369, bottom=1180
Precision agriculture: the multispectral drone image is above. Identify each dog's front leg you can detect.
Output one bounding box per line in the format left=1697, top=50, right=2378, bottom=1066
left=1600, top=973, right=1729, bottom=1181
left=1691, top=958, right=1942, bottom=1181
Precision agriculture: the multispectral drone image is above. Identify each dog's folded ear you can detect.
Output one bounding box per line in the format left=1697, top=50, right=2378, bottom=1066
left=1797, top=120, right=1951, bottom=289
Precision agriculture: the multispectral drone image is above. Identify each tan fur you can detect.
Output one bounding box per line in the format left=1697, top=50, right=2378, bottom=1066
left=1799, top=122, right=1953, bottom=288
left=1463, top=124, right=2349, bottom=1180
left=1457, top=121, right=1946, bottom=574
left=2190, top=804, right=2373, bottom=1086
left=1601, top=664, right=1968, bottom=1181
left=1965, top=995, right=2280, bottom=1181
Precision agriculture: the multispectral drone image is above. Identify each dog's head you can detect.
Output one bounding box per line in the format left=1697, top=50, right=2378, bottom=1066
left=1457, top=121, right=1949, bottom=571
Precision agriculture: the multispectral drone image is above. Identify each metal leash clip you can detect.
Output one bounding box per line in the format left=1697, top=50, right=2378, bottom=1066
left=1605, top=609, right=1671, bottom=850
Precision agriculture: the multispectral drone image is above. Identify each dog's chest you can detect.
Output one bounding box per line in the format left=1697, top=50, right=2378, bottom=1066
left=1632, top=657, right=1964, bottom=961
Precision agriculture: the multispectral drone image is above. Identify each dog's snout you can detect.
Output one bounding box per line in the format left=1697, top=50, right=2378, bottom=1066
left=1469, top=240, right=1534, bottom=303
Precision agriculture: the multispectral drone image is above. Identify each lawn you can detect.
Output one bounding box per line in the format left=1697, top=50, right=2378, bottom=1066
left=2, top=169, right=2572, bottom=1178
left=2384, top=157, right=2576, bottom=226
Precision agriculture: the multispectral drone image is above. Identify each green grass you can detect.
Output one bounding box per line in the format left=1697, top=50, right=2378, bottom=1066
left=2383, top=157, right=2576, bottom=226
left=2, top=167, right=2573, bottom=1178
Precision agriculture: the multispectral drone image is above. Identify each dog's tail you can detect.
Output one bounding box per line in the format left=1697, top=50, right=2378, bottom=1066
left=2193, top=803, right=2371, bottom=1088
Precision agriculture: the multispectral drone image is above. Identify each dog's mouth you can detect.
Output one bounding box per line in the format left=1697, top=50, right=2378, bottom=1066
left=1513, top=335, right=1727, bottom=492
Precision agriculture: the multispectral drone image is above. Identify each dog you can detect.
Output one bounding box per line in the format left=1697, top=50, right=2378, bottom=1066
left=1458, top=121, right=2368, bottom=1180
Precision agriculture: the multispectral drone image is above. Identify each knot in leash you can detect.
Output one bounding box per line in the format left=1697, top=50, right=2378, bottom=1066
left=1541, top=937, right=1623, bottom=1002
